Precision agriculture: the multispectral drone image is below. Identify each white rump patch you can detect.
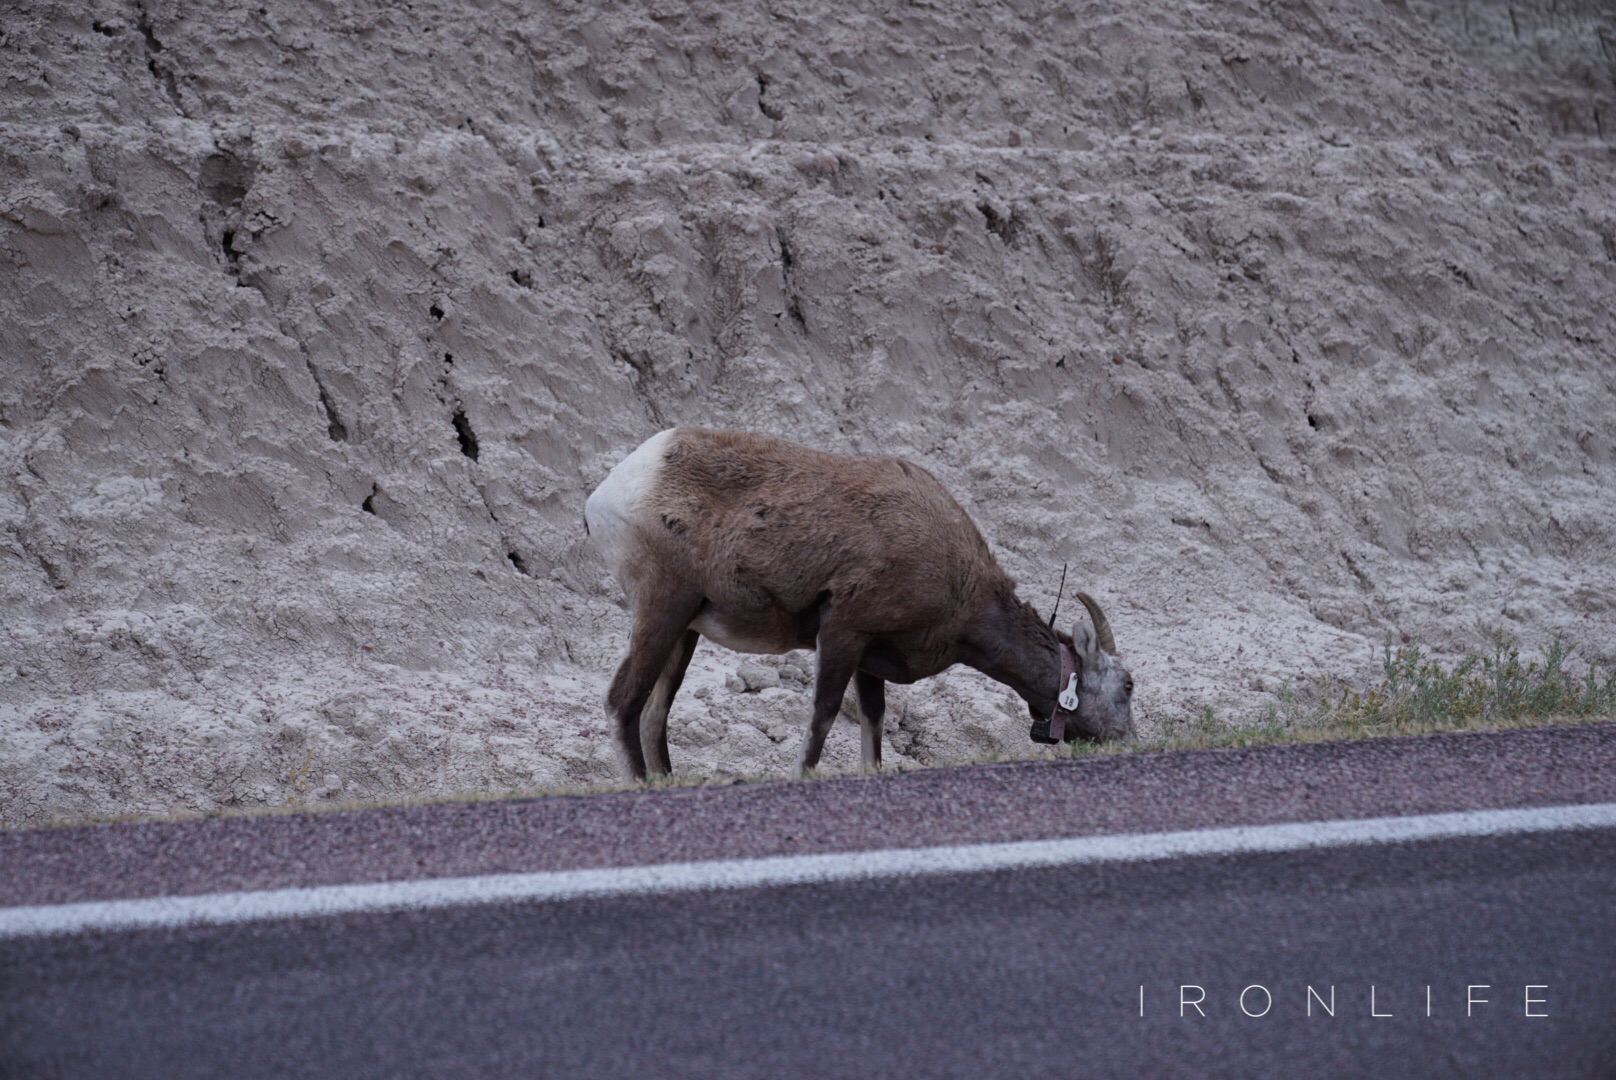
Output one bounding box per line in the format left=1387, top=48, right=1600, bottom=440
left=585, top=429, right=676, bottom=580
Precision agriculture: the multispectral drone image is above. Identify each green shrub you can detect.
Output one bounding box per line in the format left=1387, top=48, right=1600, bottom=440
left=1095, top=633, right=1616, bottom=757
left=1317, top=633, right=1616, bottom=733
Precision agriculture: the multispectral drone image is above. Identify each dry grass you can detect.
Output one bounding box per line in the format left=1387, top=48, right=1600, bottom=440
left=1072, top=633, right=1616, bottom=759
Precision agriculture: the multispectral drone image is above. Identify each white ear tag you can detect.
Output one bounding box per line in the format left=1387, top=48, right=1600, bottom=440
left=1058, top=673, right=1080, bottom=712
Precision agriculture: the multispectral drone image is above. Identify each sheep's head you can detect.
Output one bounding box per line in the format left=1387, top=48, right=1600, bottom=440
left=1033, top=592, right=1135, bottom=744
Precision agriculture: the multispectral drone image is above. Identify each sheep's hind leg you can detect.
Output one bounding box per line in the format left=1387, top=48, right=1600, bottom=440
left=800, top=625, right=869, bottom=777
left=640, top=628, right=698, bottom=778
left=607, top=592, right=703, bottom=781
left=855, top=670, right=884, bottom=773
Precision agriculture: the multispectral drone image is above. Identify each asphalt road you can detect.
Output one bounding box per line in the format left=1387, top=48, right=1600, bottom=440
left=3, top=724, right=1615, bottom=1078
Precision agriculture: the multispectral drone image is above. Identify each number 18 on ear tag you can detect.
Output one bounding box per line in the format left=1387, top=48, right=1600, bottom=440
left=1058, top=673, right=1080, bottom=712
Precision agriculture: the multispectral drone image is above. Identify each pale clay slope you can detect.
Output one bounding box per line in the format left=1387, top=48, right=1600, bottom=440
left=1, top=0, right=1612, bottom=825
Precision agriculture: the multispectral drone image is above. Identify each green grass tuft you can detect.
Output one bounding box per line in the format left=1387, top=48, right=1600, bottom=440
left=1105, top=633, right=1616, bottom=757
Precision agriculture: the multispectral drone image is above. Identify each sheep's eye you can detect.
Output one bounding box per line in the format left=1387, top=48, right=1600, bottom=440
left=1124, top=679, right=1134, bottom=695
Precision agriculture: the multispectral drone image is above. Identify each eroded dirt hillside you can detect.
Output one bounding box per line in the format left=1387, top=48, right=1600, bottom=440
left=2, top=0, right=1613, bottom=824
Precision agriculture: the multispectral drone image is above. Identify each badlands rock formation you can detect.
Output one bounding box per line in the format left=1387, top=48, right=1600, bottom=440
left=1, top=0, right=1612, bottom=823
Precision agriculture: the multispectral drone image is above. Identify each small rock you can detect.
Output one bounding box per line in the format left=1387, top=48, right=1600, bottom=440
left=778, top=663, right=807, bottom=684
left=790, top=151, right=839, bottom=178
left=726, top=675, right=748, bottom=694
left=736, top=661, right=781, bottom=692
left=283, top=137, right=312, bottom=159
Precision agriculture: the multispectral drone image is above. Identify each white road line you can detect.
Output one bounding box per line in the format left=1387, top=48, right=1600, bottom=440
left=3, top=802, right=1614, bottom=940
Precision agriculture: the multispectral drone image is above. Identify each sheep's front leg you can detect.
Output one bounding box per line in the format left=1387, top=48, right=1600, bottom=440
left=855, top=670, right=884, bottom=773
left=799, top=626, right=868, bottom=777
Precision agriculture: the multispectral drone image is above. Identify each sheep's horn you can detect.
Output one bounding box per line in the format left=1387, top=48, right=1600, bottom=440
left=1076, top=592, right=1117, bottom=655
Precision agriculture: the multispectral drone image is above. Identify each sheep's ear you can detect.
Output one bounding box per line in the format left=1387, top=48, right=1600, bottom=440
left=1070, top=622, right=1097, bottom=666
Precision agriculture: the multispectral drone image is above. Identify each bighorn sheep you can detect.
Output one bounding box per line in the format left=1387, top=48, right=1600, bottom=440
left=584, top=428, right=1134, bottom=779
